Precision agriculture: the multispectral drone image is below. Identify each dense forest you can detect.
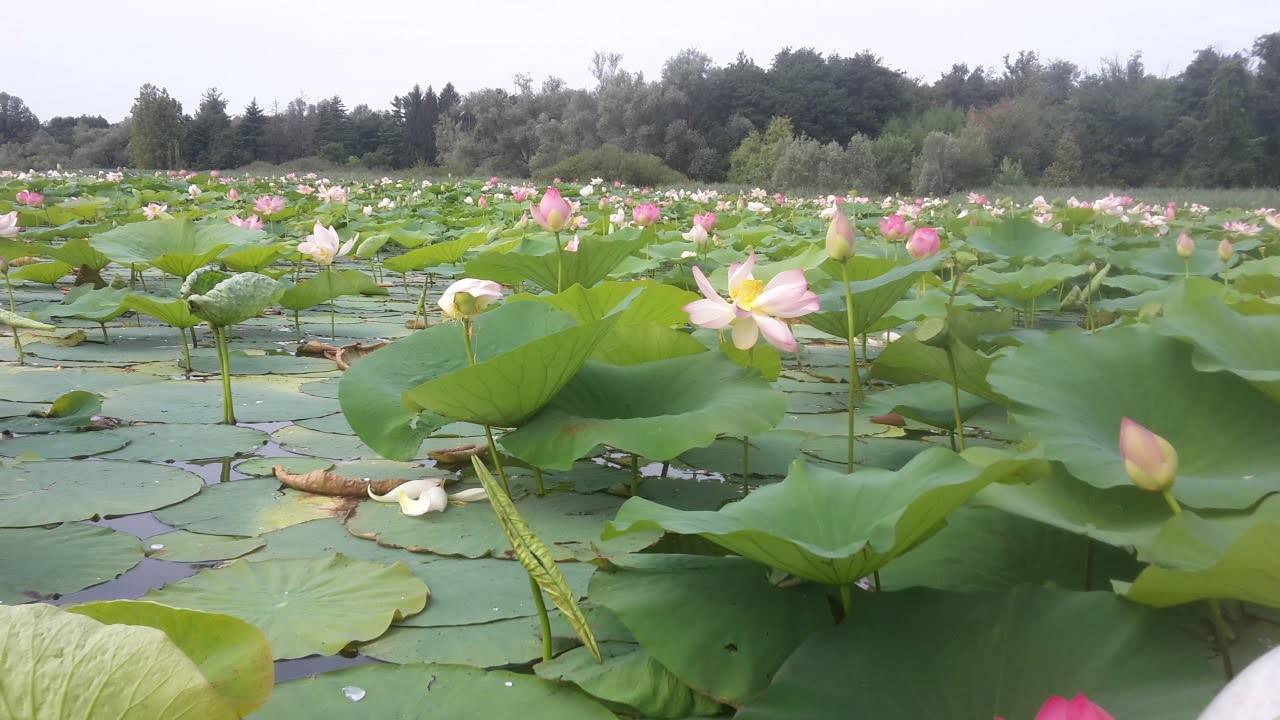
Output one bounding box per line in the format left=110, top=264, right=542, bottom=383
left=2, top=31, right=1278, bottom=192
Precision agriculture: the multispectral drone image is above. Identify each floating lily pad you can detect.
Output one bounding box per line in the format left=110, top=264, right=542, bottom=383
left=145, top=554, right=429, bottom=659
left=143, top=530, right=266, bottom=562
left=101, top=376, right=338, bottom=423
left=361, top=616, right=578, bottom=667
left=188, top=348, right=336, bottom=375
left=0, top=459, right=202, bottom=527
left=0, top=429, right=127, bottom=459
left=100, top=423, right=267, bottom=462
left=0, top=366, right=160, bottom=402
left=0, top=523, right=143, bottom=604
left=153, top=477, right=345, bottom=536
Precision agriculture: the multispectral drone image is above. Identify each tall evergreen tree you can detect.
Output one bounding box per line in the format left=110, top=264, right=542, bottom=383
left=128, top=84, right=185, bottom=169
left=184, top=88, right=233, bottom=169
left=238, top=98, right=267, bottom=164
left=0, top=94, right=42, bottom=144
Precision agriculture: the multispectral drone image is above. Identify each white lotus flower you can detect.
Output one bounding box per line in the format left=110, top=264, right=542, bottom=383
left=297, top=221, right=356, bottom=265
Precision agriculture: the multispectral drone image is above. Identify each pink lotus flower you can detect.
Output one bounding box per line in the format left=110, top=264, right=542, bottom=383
left=1222, top=221, right=1261, bottom=237
left=1119, top=417, right=1178, bottom=492
left=682, top=224, right=709, bottom=246
left=477, top=196, right=488, bottom=209
left=879, top=213, right=913, bottom=241
left=142, top=203, right=169, bottom=221
left=317, top=186, right=348, bottom=204
left=511, top=187, right=531, bottom=203
left=297, top=221, right=356, bottom=266
left=1175, top=231, right=1195, bottom=259
left=825, top=209, right=855, bottom=261
left=254, top=195, right=286, bottom=216
left=228, top=214, right=264, bottom=230
left=684, top=253, right=819, bottom=352
left=439, top=278, right=503, bottom=320
left=632, top=203, right=661, bottom=226
left=773, top=192, right=786, bottom=205
left=0, top=211, right=19, bottom=237
left=906, top=227, right=941, bottom=260
left=15, top=190, right=43, bottom=206
left=1164, top=201, right=1176, bottom=219
left=694, top=212, right=717, bottom=232
left=1034, top=694, right=1114, bottom=720
left=565, top=235, right=580, bottom=252
left=210, top=169, right=221, bottom=178
left=531, top=187, right=573, bottom=233
left=227, top=188, right=240, bottom=201
left=967, top=192, right=987, bottom=205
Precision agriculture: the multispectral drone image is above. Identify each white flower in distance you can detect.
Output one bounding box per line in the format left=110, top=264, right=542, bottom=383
left=0, top=211, right=19, bottom=237
left=142, top=203, right=169, bottom=220
left=297, top=221, right=356, bottom=265
left=439, top=278, right=503, bottom=320
left=187, top=184, right=201, bottom=199
left=579, top=184, right=594, bottom=197
left=362, top=205, right=374, bottom=216
left=682, top=223, right=709, bottom=246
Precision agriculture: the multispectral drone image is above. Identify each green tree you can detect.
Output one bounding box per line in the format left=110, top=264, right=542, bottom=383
left=237, top=99, right=267, bottom=164
left=0, top=93, right=41, bottom=144
left=184, top=88, right=235, bottom=169
left=1185, top=59, right=1262, bottom=187
left=128, top=84, right=185, bottom=169
left=728, top=116, right=793, bottom=185
left=1252, top=32, right=1280, bottom=185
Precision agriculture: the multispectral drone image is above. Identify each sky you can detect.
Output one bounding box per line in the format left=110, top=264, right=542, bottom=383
left=13, top=0, right=1279, bottom=121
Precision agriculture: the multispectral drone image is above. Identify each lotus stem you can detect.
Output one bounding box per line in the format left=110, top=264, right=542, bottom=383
left=630, top=453, right=639, bottom=497
left=213, top=325, right=236, bottom=424
left=945, top=345, right=966, bottom=452
left=1209, top=599, right=1235, bottom=680
left=741, top=435, right=751, bottom=496
left=415, top=275, right=431, bottom=326
left=178, top=327, right=191, bottom=375
left=840, top=263, right=859, bottom=472
left=660, top=461, right=670, bottom=480
left=99, top=323, right=108, bottom=345
left=463, top=318, right=509, bottom=493
left=839, top=584, right=853, bottom=619
left=1162, top=489, right=1182, bottom=516
left=2, top=272, right=23, bottom=365
left=533, top=467, right=545, bottom=497
left=529, top=575, right=554, bottom=661
left=326, top=270, right=337, bottom=340
left=553, top=231, right=564, bottom=293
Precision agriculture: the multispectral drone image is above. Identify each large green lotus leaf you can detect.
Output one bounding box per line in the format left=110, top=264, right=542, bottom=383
left=1117, top=494, right=1280, bottom=608
left=863, top=380, right=990, bottom=428
left=186, top=349, right=335, bottom=376
left=123, top=292, right=202, bottom=329
left=9, top=259, right=72, bottom=284
left=0, top=390, right=101, bottom=433
left=0, top=459, right=202, bottom=527
left=1153, top=277, right=1280, bottom=401
left=806, top=254, right=942, bottom=339
left=253, top=663, right=617, bottom=719
left=37, top=237, right=111, bottom=270
left=394, top=557, right=595, bottom=628
left=965, top=262, right=1087, bottom=301
left=186, top=271, right=284, bottom=327
left=69, top=600, right=273, bottom=716
left=279, top=268, right=387, bottom=311
left=403, top=315, right=618, bottom=428
left=465, top=233, right=646, bottom=292
left=144, top=530, right=266, bottom=562
left=735, top=586, right=1220, bottom=720
left=219, top=242, right=288, bottom=272
left=100, top=422, right=267, bottom=461
left=988, top=324, right=1280, bottom=509
left=974, top=465, right=1172, bottom=550
left=339, top=301, right=573, bottom=460
left=500, top=353, right=786, bottom=470
left=154, top=477, right=345, bottom=536
left=145, top=554, right=429, bottom=659
left=589, top=554, right=833, bottom=707
left=1124, top=243, right=1228, bottom=277
left=0, top=429, right=128, bottom=459
left=0, top=365, right=160, bottom=402
left=345, top=482, right=658, bottom=561
left=91, top=217, right=267, bottom=277
left=42, top=285, right=130, bottom=322
left=250, top=517, right=438, bottom=566
left=535, top=642, right=724, bottom=718
left=593, top=322, right=708, bottom=365
left=0, top=604, right=240, bottom=720
left=382, top=233, right=488, bottom=272
left=0, top=523, right=142, bottom=604
left=361, top=616, right=579, bottom=667
left=101, top=376, right=337, bottom=423
left=870, top=328, right=1003, bottom=403
left=879, top=505, right=1140, bottom=593
left=1223, top=255, right=1280, bottom=296
left=0, top=306, right=55, bottom=331
left=515, top=280, right=698, bottom=326
left=963, top=217, right=1077, bottom=260
left=606, top=449, right=1023, bottom=585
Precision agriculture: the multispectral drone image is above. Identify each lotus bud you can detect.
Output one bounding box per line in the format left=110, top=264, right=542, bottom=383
left=632, top=203, right=661, bottom=227
left=439, top=278, right=503, bottom=321
left=825, top=209, right=855, bottom=261
left=1218, top=238, right=1233, bottom=262
left=905, top=227, right=940, bottom=260
left=1119, top=417, right=1178, bottom=493
left=1034, top=694, right=1115, bottom=720
left=1175, top=232, right=1194, bottom=259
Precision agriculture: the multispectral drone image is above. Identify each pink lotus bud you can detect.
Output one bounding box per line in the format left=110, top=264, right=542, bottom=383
left=477, top=196, right=488, bottom=209
left=632, top=203, right=661, bottom=226
left=906, top=227, right=941, bottom=260
left=1218, top=238, right=1233, bottom=262
left=694, top=212, right=717, bottom=233
left=773, top=193, right=786, bottom=205
left=825, top=209, right=855, bottom=261
left=210, top=169, right=221, bottom=178
left=879, top=213, right=913, bottom=242
left=1164, top=201, right=1176, bottom=219
left=1175, top=232, right=1194, bottom=259
left=1119, top=417, right=1178, bottom=492
left=531, top=187, right=573, bottom=233
left=1034, top=694, right=1115, bottom=720
left=227, top=188, right=240, bottom=201
left=512, top=187, right=531, bottom=203
left=15, top=190, right=44, bottom=206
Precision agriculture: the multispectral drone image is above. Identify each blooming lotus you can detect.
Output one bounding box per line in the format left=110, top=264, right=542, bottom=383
left=694, top=212, right=716, bottom=232
left=579, top=184, right=593, bottom=198
left=15, top=190, right=43, bottom=206
left=684, top=253, right=819, bottom=352
left=1266, top=213, right=1280, bottom=230
left=511, top=187, right=532, bottom=203
left=565, top=235, right=580, bottom=252
left=531, top=187, right=573, bottom=232
left=879, top=213, right=913, bottom=241
left=1033, top=694, right=1114, bottom=720
left=439, top=278, right=503, bottom=320
left=142, top=203, right=169, bottom=221
left=187, top=184, right=201, bottom=199
left=228, top=214, right=264, bottom=230
left=968, top=192, right=988, bottom=205
left=682, top=223, right=709, bottom=246
left=1119, top=417, right=1178, bottom=492
left=1222, top=221, right=1261, bottom=237
left=906, top=227, right=941, bottom=260
left=253, top=195, right=286, bottom=216
left=297, top=221, right=356, bottom=266
left=317, top=185, right=348, bottom=204
left=632, top=203, right=660, bottom=226
left=227, top=188, right=240, bottom=201
left=825, top=209, right=855, bottom=261
left=0, top=212, right=18, bottom=237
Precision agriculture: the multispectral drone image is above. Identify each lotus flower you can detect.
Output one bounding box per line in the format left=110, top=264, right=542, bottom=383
left=825, top=209, right=855, bottom=260
left=1175, top=231, right=1195, bottom=259
left=684, top=253, right=819, bottom=352
left=511, top=187, right=532, bottom=203
left=1033, top=694, right=1114, bottom=720
left=694, top=212, right=717, bottom=232
left=906, top=227, right=941, bottom=260
left=317, top=185, right=348, bottom=204
left=632, top=203, right=660, bottom=226
left=142, top=203, right=169, bottom=221
left=227, top=188, right=240, bottom=201
left=15, top=190, right=43, bottom=206
left=565, top=235, right=580, bottom=252
left=682, top=224, right=709, bottom=246
left=1218, top=238, right=1234, bottom=262
left=187, top=184, right=201, bottom=199
left=253, top=195, right=286, bottom=216
left=531, top=187, right=573, bottom=232
left=967, top=192, right=988, bottom=205
left=579, top=184, right=593, bottom=198
left=0, top=211, right=18, bottom=237
left=228, top=214, right=264, bottom=230
left=1119, top=417, right=1178, bottom=492
left=297, top=222, right=355, bottom=266
left=439, top=278, right=503, bottom=320
left=1222, top=221, right=1261, bottom=236
left=879, top=213, right=913, bottom=241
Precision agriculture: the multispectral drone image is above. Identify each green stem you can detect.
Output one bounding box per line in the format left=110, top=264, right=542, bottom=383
left=533, top=467, right=545, bottom=496
left=839, top=584, right=853, bottom=619
left=945, top=345, right=966, bottom=451
left=741, top=436, right=751, bottom=495
left=415, top=273, right=431, bottom=325
left=213, top=326, right=236, bottom=424
left=1163, top=489, right=1182, bottom=516
left=630, top=453, right=640, bottom=496
left=3, top=273, right=23, bottom=365
left=326, top=269, right=336, bottom=340
left=99, top=323, right=108, bottom=345
left=553, top=231, right=564, bottom=293
left=1209, top=599, right=1235, bottom=680
left=463, top=318, right=509, bottom=493
left=840, top=263, right=859, bottom=473
left=529, top=575, right=553, bottom=661
left=178, top=327, right=191, bottom=374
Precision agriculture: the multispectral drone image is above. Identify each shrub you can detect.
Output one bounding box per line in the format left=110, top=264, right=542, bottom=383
left=728, top=117, right=794, bottom=185
left=537, top=145, right=687, bottom=186
left=872, top=133, right=917, bottom=194
left=912, top=129, right=992, bottom=195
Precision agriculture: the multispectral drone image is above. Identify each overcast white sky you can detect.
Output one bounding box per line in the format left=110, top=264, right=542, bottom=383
left=14, top=0, right=1279, bottom=121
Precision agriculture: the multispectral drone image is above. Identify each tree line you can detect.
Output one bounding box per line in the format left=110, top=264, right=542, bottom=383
left=1, top=32, right=1277, bottom=192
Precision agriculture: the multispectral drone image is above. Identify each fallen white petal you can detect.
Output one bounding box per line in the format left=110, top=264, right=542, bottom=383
left=448, top=487, right=489, bottom=503
left=367, top=478, right=443, bottom=502
left=398, top=486, right=449, bottom=516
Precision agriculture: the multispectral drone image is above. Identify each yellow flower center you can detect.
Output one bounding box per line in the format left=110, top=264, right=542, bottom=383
left=731, top=278, right=766, bottom=310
